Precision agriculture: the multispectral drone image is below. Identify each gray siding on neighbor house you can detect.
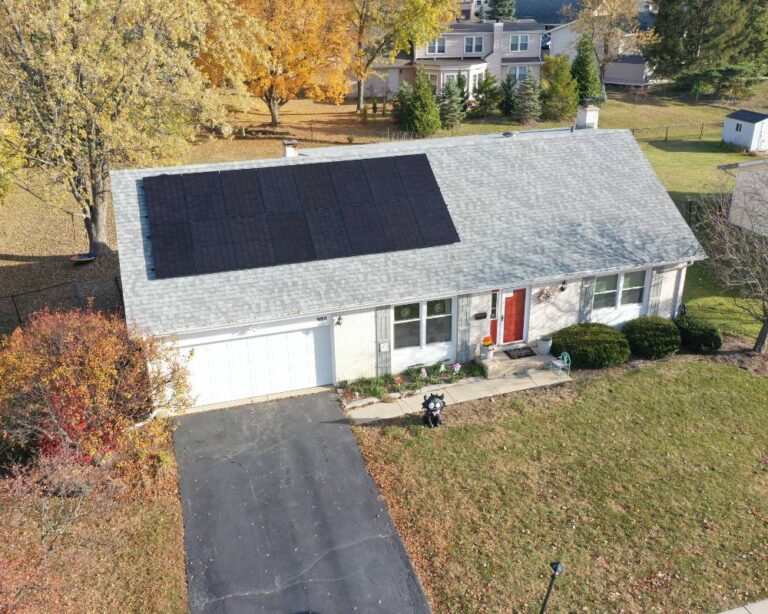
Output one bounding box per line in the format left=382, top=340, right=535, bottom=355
left=579, top=277, right=595, bottom=323
left=375, top=307, right=392, bottom=377
left=456, top=294, right=472, bottom=362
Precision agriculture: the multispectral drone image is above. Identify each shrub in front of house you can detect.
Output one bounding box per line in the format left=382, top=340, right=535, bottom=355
left=551, top=323, right=630, bottom=368
left=622, top=316, right=682, bottom=359
left=675, top=316, right=723, bottom=354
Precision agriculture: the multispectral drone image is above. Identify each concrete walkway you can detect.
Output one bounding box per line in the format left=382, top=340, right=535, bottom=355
left=347, top=368, right=570, bottom=425
left=721, top=599, right=768, bottom=614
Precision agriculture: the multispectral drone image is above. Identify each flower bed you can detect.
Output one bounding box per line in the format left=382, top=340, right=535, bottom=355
left=340, top=360, right=486, bottom=401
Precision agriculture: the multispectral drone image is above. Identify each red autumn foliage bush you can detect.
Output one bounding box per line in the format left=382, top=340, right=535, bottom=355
left=0, top=308, right=190, bottom=463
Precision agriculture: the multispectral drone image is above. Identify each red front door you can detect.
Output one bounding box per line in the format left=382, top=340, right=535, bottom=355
left=502, top=290, right=526, bottom=343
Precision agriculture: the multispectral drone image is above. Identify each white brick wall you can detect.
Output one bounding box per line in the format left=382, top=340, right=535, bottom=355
left=468, top=292, right=493, bottom=357
left=528, top=281, right=581, bottom=341
left=332, top=309, right=377, bottom=383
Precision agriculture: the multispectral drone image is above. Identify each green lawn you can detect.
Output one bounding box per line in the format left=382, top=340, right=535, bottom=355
left=355, top=360, right=768, bottom=613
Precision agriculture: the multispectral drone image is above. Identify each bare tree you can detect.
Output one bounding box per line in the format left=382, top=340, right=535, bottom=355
left=702, top=169, right=768, bottom=353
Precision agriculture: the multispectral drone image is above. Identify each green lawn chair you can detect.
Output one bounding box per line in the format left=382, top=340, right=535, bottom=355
left=550, top=352, right=571, bottom=377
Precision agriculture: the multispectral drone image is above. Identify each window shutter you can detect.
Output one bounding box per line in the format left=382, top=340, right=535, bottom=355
left=456, top=294, right=472, bottom=362
left=375, top=307, right=391, bottom=376
left=579, top=277, right=596, bottom=323
left=647, top=266, right=665, bottom=316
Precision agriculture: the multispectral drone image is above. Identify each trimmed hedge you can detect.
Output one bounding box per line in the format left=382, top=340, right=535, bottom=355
left=675, top=316, right=723, bottom=354
left=551, top=323, right=630, bottom=369
left=622, top=316, right=682, bottom=359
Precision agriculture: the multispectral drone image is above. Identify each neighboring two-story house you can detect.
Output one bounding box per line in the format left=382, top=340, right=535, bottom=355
left=359, top=19, right=546, bottom=100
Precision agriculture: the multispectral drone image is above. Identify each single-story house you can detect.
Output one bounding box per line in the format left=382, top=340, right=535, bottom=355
left=723, top=110, right=768, bottom=153
left=112, top=128, right=704, bottom=409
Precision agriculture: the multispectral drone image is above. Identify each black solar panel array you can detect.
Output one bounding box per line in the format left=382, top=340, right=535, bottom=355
left=142, top=154, right=459, bottom=279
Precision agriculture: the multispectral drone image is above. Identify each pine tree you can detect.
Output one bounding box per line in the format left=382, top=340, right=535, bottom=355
left=649, top=0, right=754, bottom=78
left=455, top=73, right=470, bottom=112
left=438, top=79, right=466, bottom=129
left=471, top=73, right=500, bottom=117
left=540, top=55, right=579, bottom=120
left=393, top=69, right=441, bottom=136
left=511, top=72, right=541, bottom=124
left=488, top=0, right=515, bottom=21
left=498, top=72, right=516, bottom=117
left=571, top=35, right=602, bottom=103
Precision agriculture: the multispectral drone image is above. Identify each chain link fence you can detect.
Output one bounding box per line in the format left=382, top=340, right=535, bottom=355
left=0, top=277, right=123, bottom=336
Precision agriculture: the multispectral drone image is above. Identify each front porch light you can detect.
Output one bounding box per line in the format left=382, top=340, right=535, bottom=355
left=559, top=281, right=567, bottom=292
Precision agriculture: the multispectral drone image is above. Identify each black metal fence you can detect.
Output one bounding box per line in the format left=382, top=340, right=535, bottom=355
left=631, top=121, right=724, bottom=142
left=0, top=277, right=123, bottom=336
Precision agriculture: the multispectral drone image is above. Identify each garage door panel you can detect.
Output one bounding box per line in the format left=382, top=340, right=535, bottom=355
left=184, top=322, right=333, bottom=407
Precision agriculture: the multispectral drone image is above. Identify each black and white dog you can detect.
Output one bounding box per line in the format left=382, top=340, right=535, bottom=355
left=422, top=393, right=445, bottom=428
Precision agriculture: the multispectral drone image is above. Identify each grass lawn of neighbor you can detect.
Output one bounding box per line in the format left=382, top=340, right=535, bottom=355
left=355, top=359, right=768, bottom=613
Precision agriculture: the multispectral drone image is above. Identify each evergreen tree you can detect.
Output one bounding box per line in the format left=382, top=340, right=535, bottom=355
left=438, top=79, right=466, bottom=129
left=471, top=73, right=500, bottom=117
left=540, top=55, right=579, bottom=121
left=488, top=0, right=515, bottom=21
left=498, top=72, right=516, bottom=117
left=393, top=69, right=441, bottom=136
left=571, top=35, right=602, bottom=103
left=455, top=73, right=470, bottom=112
left=511, top=71, right=541, bottom=124
left=649, top=0, right=757, bottom=78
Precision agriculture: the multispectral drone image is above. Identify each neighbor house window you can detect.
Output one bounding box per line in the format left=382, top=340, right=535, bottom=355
left=735, top=122, right=743, bottom=133
left=393, top=299, right=453, bottom=349
left=510, top=34, right=529, bottom=51
left=510, top=65, right=528, bottom=81
left=471, top=71, right=483, bottom=93
left=464, top=36, right=483, bottom=53
left=426, top=73, right=438, bottom=93
left=427, top=38, right=446, bottom=54
left=394, top=303, right=421, bottom=349
left=593, top=271, right=647, bottom=310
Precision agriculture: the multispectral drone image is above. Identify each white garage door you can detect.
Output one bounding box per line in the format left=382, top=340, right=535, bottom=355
left=180, top=318, right=333, bottom=407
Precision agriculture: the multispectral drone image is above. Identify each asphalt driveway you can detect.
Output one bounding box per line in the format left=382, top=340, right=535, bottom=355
left=174, top=393, right=430, bottom=614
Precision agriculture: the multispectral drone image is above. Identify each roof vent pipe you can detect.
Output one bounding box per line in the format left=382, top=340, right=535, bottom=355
left=283, top=139, right=299, bottom=158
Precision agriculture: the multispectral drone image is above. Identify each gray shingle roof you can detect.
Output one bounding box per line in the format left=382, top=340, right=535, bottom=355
left=112, top=129, right=705, bottom=336
left=515, top=0, right=576, bottom=24
left=727, top=109, right=768, bottom=124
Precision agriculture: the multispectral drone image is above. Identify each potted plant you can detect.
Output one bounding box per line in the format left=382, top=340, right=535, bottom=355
left=482, top=336, right=497, bottom=359
left=538, top=335, right=553, bottom=355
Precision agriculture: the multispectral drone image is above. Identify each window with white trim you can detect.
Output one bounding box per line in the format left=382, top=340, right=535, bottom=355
left=592, top=271, right=647, bottom=310
left=464, top=36, right=483, bottom=53
left=509, top=65, right=528, bottom=82
left=471, top=71, right=483, bottom=93
left=510, top=34, right=529, bottom=51
left=393, top=299, right=453, bottom=349
left=427, top=38, right=446, bottom=54
left=735, top=122, right=743, bottom=133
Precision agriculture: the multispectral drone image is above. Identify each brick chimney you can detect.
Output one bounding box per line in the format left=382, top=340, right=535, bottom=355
left=576, top=103, right=600, bottom=129
left=282, top=139, right=299, bottom=157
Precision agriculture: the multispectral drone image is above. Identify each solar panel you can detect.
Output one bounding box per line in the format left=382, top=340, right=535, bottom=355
left=220, top=169, right=263, bottom=217
left=143, top=175, right=187, bottom=224
left=259, top=166, right=302, bottom=213
left=395, top=154, right=442, bottom=199
left=190, top=219, right=237, bottom=274
left=150, top=223, right=195, bottom=278
left=268, top=212, right=315, bottom=264
left=361, top=157, right=407, bottom=204
left=329, top=160, right=372, bottom=206
left=229, top=216, right=275, bottom=268
left=183, top=172, right=227, bottom=221
left=293, top=164, right=337, bottom=209
left=378, top=200, right=424, bottom=251
left=342, top=205, right=390, bottom=255
left=305, top=208, right=351, bottom=259
left=412, top=196, right=460, bottom=246
left=142, top=154, right=459, bottom=279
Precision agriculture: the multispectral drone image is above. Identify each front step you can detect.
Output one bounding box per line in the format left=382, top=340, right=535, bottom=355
left=484, top=350, right=552, bottom=379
